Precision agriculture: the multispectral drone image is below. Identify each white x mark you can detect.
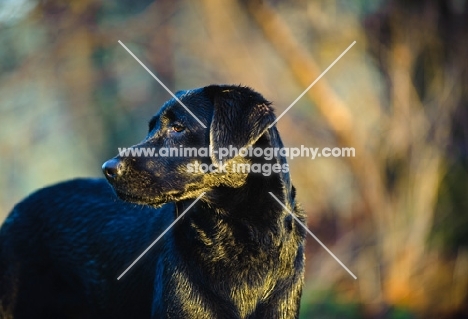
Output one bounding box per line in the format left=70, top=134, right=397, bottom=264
left=269, top=41, right=356, bottom=128
left=118, top=40, right=207, bottom=128
left=117, top=192, right=206, bottom=280
left=269, top=192, right=357, bottom=280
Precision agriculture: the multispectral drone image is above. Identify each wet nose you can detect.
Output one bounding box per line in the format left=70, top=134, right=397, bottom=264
left=102, top=158, right=124, bottom=179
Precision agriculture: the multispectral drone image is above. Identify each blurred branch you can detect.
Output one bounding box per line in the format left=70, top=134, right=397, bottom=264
left=245, top=0, right=389, bottom=233
left=245, top=1, right=391, bottom=310
left=245, top=2, right=465, bottom=315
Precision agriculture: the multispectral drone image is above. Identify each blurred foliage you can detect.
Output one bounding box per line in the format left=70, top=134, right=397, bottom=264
left=1, top=0, right=468, bottom=317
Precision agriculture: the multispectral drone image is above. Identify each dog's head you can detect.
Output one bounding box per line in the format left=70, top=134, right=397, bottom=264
left=102, top=85, right=287, bottom=207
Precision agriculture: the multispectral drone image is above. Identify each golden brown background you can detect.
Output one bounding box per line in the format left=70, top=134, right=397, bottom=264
left=1, top=0, right=467, bottom=318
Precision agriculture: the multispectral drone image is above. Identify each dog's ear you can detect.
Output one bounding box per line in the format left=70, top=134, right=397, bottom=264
left=205, top=85, right=276, bottom=164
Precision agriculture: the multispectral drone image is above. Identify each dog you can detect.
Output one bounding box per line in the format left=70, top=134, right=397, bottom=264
left=0, top=85, right=306, bottom=319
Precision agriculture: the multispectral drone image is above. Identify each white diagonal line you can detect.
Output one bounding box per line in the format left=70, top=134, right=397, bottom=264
left=118, top=40, right=207, bottom=129
left=117, top=192, right=205, bottom=280
left=268, top=192, right=357, bottom=280
left=269, top=41, right=356, bottom=128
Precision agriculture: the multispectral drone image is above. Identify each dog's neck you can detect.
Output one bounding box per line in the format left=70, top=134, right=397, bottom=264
left=178, top=127, right=295, bottom=222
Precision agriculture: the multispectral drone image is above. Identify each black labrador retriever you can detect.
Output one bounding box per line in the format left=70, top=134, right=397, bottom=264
left=0, top=85, right=306, bottom=319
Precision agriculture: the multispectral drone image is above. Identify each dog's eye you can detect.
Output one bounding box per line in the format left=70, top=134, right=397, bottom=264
left=171, top=124, right=185, bottom=133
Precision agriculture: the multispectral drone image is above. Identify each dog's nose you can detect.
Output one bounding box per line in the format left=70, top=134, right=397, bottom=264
left=102, top=159, right=124, bottom=179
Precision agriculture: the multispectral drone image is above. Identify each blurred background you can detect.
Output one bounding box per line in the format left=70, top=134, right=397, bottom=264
left=1, top=0, right=468, bottom=318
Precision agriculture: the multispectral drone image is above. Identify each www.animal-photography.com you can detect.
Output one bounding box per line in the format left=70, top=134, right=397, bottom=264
left=1, top=1, right=468, bottom=318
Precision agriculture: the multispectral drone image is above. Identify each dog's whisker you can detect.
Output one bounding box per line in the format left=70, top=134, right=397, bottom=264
left=1, top=85, right=307, bottom=318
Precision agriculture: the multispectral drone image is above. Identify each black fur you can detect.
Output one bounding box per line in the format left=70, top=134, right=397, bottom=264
left=0, top=85, right=306, bottom=319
